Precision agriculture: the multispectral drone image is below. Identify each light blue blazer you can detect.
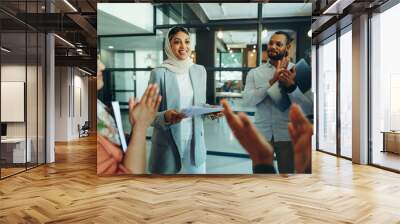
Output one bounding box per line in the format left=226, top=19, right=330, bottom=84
left=148, top=64, right=207, bottom=174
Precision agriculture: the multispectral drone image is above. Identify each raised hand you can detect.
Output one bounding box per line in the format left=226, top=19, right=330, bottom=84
left=164, top=109, right=186, bottom=125
left=279, top=66, right=296, bottom=88
left=270, top=56, right=290, bottom=86
left=221, top=99, right=274, bottom=166
left=128, top=84, right=162, bottom=129
left=205, top=104, right=224, bottom=120
left=288, top=104, right=313, bottom=173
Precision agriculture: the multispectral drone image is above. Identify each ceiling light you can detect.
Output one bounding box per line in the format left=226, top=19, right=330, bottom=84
left=54, top=34, right=75, bottom=48
left=41, top=5, right=46, bottom=10
left=217, top=30, right=223, bottom=39
left=252, top=49, right=256, bottom=53
left=63, top=0, right=78, bottom=12
left=229, top=49, right=233, bottom=54
left=1, top=47, right=11, bottom=53
left=108, top=46, right=114, bottom=49
left=262, top=29, right=268, bottom=37
left=253, top=45, right=256, bottom=49
left=76, top=48, right=83, bottom=52
left=308, top=29, right=312, bottom=38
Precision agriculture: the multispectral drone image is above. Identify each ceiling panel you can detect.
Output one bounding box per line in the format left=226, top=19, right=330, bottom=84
left=219, top=29, right=296, bottom=47
left=200, top=3, right=311, bottom=20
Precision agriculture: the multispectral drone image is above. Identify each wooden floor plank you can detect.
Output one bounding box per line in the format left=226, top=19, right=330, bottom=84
left=0, top=135, right=399, bottom=223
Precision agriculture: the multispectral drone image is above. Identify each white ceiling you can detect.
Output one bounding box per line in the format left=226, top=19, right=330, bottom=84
left=101, top=29, right=197, bottom=52
left=200, top=3, right=311, bottom=20
left=101, top=35, right=164, bottom=51
left=220, top=29, right=296, bottom=47
left=97, top=10, right=148, bottom=36
left=98, top=3, right=306, bottom=50
left=97, top=3, right=153, bottom=36
left=262, top=3, right=312, bottom=18
left=200, top=3, right=258, bottom=20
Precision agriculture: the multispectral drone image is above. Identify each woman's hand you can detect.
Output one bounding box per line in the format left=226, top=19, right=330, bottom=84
left=205, top=111, right=224, bottom=120
left=164, top=109, right=186, bottom=125
left=288, top=104, right=313, bottom=173
left=207, top=112, right=224, bottom=120
left=205, top=104, right=224, bottom=120
left=221, top=99, right=274, bottom=166
left=128, top=84, right=162, bottom=129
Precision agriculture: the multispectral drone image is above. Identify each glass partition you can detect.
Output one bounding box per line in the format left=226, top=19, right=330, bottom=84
left=339, top=27, right=352, bottom=158
left=317, top=35, right=337, bottom=155
left=0, top=2, right=46, bottom=179
left=1, top=31, right=28, bottom=177
left=370, top=3, right=400, bottom=171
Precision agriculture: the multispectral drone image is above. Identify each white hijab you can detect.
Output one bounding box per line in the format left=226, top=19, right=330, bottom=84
left=159, top=28, right=193, bottom=75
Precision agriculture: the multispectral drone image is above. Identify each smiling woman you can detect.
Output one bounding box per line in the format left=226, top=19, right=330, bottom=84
left=148, top=26, right=210, bottom=174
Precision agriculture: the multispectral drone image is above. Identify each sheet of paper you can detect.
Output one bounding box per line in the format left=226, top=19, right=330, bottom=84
left=111, top=101, right=128, bottom=152
left=181, top=106, right=223, bottom=117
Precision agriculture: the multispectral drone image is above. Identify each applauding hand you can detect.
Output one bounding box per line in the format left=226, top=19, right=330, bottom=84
left=221, top=99, right=274, bottom=166
left=279, top=66, right=296, bottom=88
left=288, top=104, right=313, bottom=173
left=128, top=84, right=162, bottom=129
left=269, top=56, right=289, bottom=86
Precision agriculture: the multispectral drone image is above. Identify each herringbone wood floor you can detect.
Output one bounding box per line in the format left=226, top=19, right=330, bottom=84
left=0, top=135, right=399, bottom=223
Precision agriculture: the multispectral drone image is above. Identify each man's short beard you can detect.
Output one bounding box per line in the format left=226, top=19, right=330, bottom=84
left=268, top=51, right=286, bottom=61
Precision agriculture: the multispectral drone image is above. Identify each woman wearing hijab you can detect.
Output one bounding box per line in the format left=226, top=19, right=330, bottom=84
left=97, top=58, right=162, bottom=174
left=148, top=26, right=208, bottom=174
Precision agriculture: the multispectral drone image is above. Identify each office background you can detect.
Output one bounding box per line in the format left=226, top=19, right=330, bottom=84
left=313, top=1, right=400, bottom=172
left=0, top=1, right=46, bottom=178
left=0, top=0, right=97, bottom=179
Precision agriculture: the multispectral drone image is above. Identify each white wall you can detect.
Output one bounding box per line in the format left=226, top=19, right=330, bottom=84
left=54, top=67, right=89, bottom=141
left=72, top=72, right=89, bottom=138
left=55, top=66, right=68, bottom=141
left=1, top=63, right=46, bottom=163
left=1, top=65, right=40, bottom=137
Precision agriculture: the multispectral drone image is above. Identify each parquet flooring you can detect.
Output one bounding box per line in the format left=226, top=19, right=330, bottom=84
left=1, top=167, right=25, bottom=177
left=0, top=135, right=399, bottom=223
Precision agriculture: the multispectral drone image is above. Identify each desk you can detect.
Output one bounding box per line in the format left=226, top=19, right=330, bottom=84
left=382, top=131, right=400, bottom=154
left=1, top=138, right=31, bottom=163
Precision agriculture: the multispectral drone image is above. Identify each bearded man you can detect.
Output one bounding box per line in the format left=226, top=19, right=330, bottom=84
left=242, top=31, right=311, bottom=173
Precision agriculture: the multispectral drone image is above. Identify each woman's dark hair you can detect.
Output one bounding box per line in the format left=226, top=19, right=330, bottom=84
left=168, top=26, right=190, bottom=41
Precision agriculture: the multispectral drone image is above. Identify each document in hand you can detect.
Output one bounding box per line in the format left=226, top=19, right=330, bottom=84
left=266, top=83, right=291, bottom=112
left=181, top=106, right=223, bottom=117
left=111, top=101, right=128, bottom=152
left=294, top=58, right=312, bottom=93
